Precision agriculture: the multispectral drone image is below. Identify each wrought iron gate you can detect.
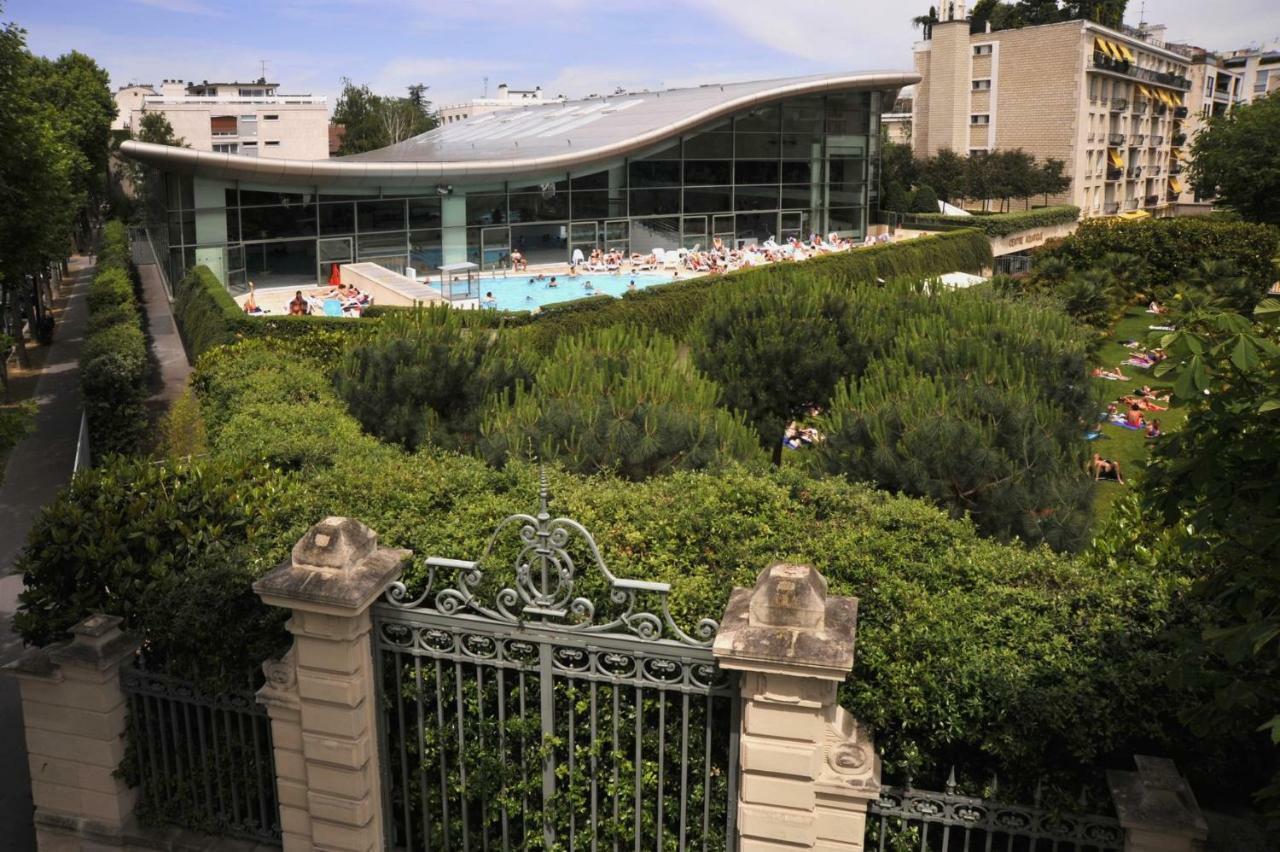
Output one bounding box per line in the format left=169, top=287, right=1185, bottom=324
left=372, top=478, right=739, bottom=850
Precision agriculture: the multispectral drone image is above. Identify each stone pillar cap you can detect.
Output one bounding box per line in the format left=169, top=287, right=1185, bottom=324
left=1107, top=755, right=1208, bottom=840
left=3, top=613, right=140, bottom=678
left=255, top=516, right=410, bottom=615
left=713, top=562, right=857, bottom=679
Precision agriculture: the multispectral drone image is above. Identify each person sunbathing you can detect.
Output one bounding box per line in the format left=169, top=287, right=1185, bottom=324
left=1092, top=367, right=1130, bottom=381
left=288, top=290, right=309, bottom=316
left=1121, top=395, right=1167, bottom=412
left=242, top=282, right=261, bottom=314
left=1090, top=453, right=1125, bottom=484
left=1147, top=300, right=1166, bottom=315
left=1125, top=404, right=1145, bottom=428
left=1146, top=419, right=1162, bottom=439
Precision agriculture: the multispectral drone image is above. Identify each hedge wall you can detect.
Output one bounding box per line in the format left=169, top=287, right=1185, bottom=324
left=511, top=229, right=993, bottom=350
left=1039, top=217, right=1280, bottom=289
left=907, top=206, right=1081, bottom=238
left=81, top=222, right=152, bottom=458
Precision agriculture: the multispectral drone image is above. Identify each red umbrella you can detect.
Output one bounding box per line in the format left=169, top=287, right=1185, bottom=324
left=328, top=263, right=341, bottom=286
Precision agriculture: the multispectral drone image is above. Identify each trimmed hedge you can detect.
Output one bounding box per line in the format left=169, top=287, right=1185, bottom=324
left=907, top=206, right=1081, bottom=238
left=511, top=229, right=993, bottom=351
left=81, top=222, right=151, bottom=458
left=1038, top=217, right=1280, bottom=290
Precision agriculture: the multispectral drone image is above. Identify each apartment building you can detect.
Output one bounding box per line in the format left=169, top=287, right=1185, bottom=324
left=437, top=83, right=554, bottom=124
left=1222, top=47, right=1280, bottom=104
left=1162, top=47, right=1246, bottom=210
left=912, top=2, right=1192, bottom=218
left=122, top=78, right=329, bottom=160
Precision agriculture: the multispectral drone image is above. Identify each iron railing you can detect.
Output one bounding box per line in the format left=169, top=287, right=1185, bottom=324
left=1104, top=202, right=1121, bottom=214
left=1174, top=105, right=1189, bottom=118
left=1107, top=133, right=1126, bottom=145
left=120, top=666, right=281, bottom=845
left=1150, top=135, right=1165, bottom=146
left=372, top=474, right=738, bottom=851
left=867, top=782, right=1124, bottom=851
left=1108, top=98, right=1128, bottom=112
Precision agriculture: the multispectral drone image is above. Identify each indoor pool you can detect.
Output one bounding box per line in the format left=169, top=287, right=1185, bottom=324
left=462, top=271, right=683, bottom=312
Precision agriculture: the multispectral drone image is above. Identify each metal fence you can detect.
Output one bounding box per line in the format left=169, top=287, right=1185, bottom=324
left=994, top=254, right=1033, bottom=276
left=372, top=475, right=738, bottom=851
left=120, top=665, right=282, bottom=845
left=867, top=783, right=1123, bottom=852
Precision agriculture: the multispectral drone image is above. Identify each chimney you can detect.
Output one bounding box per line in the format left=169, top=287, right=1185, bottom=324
left=497, top=83, right=509, bottom=101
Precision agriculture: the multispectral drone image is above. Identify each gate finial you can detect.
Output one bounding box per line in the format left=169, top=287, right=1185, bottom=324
left=538, top=463, right=551, bottom=519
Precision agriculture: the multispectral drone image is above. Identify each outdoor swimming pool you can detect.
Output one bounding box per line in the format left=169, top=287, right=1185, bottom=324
left=459, top=271, right=684, bottom=312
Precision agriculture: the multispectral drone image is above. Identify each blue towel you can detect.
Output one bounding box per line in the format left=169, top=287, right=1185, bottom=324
left=323, top=299, right=344, bottom=317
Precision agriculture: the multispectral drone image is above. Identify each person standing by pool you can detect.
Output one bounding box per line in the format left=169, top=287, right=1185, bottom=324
left=482, top=292, right=497, bottom=309
left=628, top=280, right=636, bottom=291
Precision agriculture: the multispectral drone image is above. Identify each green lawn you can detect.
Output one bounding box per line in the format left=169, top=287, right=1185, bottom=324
left=1088, top=307, right=1187, bottom=517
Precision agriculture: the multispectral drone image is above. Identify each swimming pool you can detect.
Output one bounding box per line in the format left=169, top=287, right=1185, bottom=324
left=462, top=271, right=684, bottom=312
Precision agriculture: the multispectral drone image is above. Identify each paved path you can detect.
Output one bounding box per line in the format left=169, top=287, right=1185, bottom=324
left=138, top=261, right=191, bottom=404
left=0, top=256, right=92, bottom=852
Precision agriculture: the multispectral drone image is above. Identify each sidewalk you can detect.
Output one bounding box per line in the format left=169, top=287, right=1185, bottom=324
left=138, top=260, right=191, bottom=405
left=0, top=255, right=92, bottom=852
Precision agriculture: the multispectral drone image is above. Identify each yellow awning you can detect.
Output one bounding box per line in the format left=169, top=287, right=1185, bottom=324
left=1107, top=149, right=1124, bottom=168
left=1136, top=84, right=1151, bottom=99
left=1169, top=178, right=1184, bottom=194
left=1094, top=37, right=1115, bottom=59
left=1160, top=89, right=1176, bottom=106
left=1115, top=41, right=1136, bottom=63
left=1119, top=210, right=1152, bottom=221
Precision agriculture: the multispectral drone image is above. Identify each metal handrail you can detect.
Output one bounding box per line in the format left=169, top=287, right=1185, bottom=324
left=72, top=411, right=90, bottom=476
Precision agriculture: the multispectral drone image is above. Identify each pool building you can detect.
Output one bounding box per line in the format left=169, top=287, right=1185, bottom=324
left=121, top=71, right=918, bottom=293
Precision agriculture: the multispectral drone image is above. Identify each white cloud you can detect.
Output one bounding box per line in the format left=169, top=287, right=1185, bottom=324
left=127, top=0, right=221, bottom=16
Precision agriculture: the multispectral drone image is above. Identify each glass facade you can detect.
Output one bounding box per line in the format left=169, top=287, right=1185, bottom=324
left=157, top=91, right=880, bottom=292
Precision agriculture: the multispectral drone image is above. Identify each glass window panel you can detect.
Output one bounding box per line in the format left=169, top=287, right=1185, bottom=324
left=509, top=191, right=570, bottom=223
left=225, top=209, right=240, bottom=243
left=636, top=139, right=681, bottom=160
left=180, top=177, right=194, bottom=210
left=781, top=161, right=813, bottom=184
left=358, top=231, right=406, bottom=258
left=684, top=160, right=732, bottom=185
left=735, top=161, right=779, bottom=184
left=826, top=136, right=867, bottom=157
left=466, top=194, right=507, bottom=226
left=825, top=93, right=870, bottom=134
left=781, top=98, right=825, bottom=133
left=317, top=237, right=352, bottom=262
left=358, top=199, right=407, bottom=232
left=239, top=189, right=313, bottom=207
left=242, top=238, right=318, bottom=286
left=167, top=212, right=195, bottom=245
left=239, top=204, right=318, bottom=240
left=683, top=187, right=733, bottom=214
left=734, top=186, right=779, bottom=212
left=827, top=158, right=866, bottom=184
left=781, top=185, right=817, bottom=209
left=734, top=133, right=781, bottom=159
left=781, top=132, right=824, bottom=159
left=319, top=192, right=382, bottom=203
left=736, top=104, right=780, bottom=133
left=682, top=216, right=707, bottom=237
left=223, top=187, right=239, bottom=208
left=319, top=203, right=355, bottom=235
left=166, top=175, right=183, bottom=210
left=571, top=190, right=614, bottom=220
left=410, top=229, right=443, bottom=276
left=682, top=130, right=733, bottom=159
left=828, top=185, right=866, bottom=207
left=736, top=212, right=776, bottom=244
left=630, top=188, right=681, bottom=216
left=628, top=160, right=681, bottom=188
left=408, top=197, right=443, bottom=228
left=604, top=220, right=628, bottom=242
left=630, top=217, right=680, bottom=252
left=569, top=222, right=597, bottom=244
left=828, top=207, right=863, bottom=233
left=570, top=170, right=610, bottom=190
left=509, top=178, right=569, bottom=195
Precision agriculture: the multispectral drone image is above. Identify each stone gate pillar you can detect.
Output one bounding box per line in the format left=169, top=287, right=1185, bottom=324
left=713, top=562, right=881, bottom=851
left=254, top=517, right=410, bottom=852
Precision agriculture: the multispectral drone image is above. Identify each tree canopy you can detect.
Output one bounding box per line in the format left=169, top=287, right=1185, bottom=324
left=333, top=79, right=439, bottom=155
left=1188, top=92, right=1280, bottom=225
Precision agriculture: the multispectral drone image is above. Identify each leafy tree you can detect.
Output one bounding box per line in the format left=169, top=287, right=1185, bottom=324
left=910, top=184, right=940, bottom=213
left=964, top=151, right=998, bottom=210
left=30, top=51, right=114, bottom=216
left=334, top=79, right=439, bottom=155
left=882, top=181, right=911, bottom=215
left=479, top=326, right=762, bottom=480
left=691, top=278, right=881, bottom=465
left=1034, top=157, right=1071, bottom=206
left=920, top=148, right=967, bottom=204
left=334, top=306, right=534, bottom=453
left=135, top=111, right=185, bottom=147
left=1187, top=92, right=1280, bottom=225
left=880, top=141, right=917, bottom=198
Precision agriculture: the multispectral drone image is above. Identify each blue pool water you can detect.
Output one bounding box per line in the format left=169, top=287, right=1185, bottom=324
left=460, top=271, right=683, bottom=312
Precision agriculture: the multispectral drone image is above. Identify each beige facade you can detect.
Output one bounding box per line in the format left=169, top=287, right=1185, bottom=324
left=1170, top=50, right=1245, bottom=208
left=1222, top=47, right=1280, bottom=104
left=125, top=79, right=330, bottom=160
left=912, top=16, right=1192, bottom=218
left=111, top=84, right=156, bottom=131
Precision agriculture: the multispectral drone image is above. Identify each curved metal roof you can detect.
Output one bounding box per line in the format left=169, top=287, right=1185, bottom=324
left=120, top=71, right=918, bottom=188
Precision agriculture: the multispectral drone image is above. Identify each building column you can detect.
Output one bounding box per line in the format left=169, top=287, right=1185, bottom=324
left=1107, top=756, right=1208, bottom=852
left=2, top=614, right=141, bottom=849
left=254, top=516, right=411, bottom=852
left=440, top=194, right=468, bottom=267
left=713, top=563, right=881, bottom=851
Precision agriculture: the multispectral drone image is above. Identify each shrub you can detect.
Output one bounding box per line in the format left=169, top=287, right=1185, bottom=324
left=910, top=184, right=940, bottom=214
left=1040, top=217, right=1280, bottom=295
left=335, top=306, right=536, bottom=452
left=908, top=205, right=1081, bottom=238
left=156, top=385, right=208, bottom=460
left=479, top=326, right=763, bottom=479
left=81, top=222, right=152, bottom=458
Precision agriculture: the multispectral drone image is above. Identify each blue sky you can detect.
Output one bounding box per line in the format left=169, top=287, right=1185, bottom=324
left=10, top=0, right=1280, bottom=111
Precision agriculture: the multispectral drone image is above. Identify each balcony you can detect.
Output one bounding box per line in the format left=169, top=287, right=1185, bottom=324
left=1105, top=202, right=1121, bottom=214
left=1133, top=101, right=1148, bottom=114
left=1130, top=134, right=1146, bottom=146
left=1106, top=167, right=1124, bottom=181
left=1145, top=194, right=1161, bottom=207
left=1108, top=132, right=1127, bottom=145
left=1127, top=167, right=1144, bottom=180
left=1172, top=133, right=1187, bottom=146
left=1127, top=198, right=1141, bottom=210
left=1154, top=104, right=1168, bottom=116
left=1173, top=105, right=1189, bottom=118
left=1169, top=164, right=1183, bottom=175
left=1109, top=98, right=1129, bottom=112
left=1149, top=165, right=1162, bottom=176
left=1089, top=57, right=1193, bottom=91
left=1087, top=133, right=1096, bottom=142
left=1148, top=134, right=1164, bottom=146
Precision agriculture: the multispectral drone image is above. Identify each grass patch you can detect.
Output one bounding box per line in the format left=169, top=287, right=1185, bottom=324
left=1088, top=307, right=1188, bottom=516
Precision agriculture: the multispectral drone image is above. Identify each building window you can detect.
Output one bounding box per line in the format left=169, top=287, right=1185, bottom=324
left=972, top=78, right=992, bottom=91
left=1256, top=69, right=1270, bottom=93
left=968, top=148, right=986, bottom=156
left=264, top=140, right=280, bottom=147
left=263, top=114, right=279, bottom=121
left=973, top=44, right=993, bottom=56
left=970, top=114, right=990, bottom=125
left=210, top=115, right=237, bottom=137
left=212, top=143, right=238, bottom=154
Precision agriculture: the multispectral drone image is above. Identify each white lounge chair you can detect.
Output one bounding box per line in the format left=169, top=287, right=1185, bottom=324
left=572, top=248, right=585, bottom=266
left=631, top=253, right=659, bottom=272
